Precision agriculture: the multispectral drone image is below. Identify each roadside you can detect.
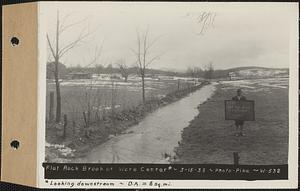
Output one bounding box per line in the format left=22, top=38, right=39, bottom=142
left=174, top=78, right=288, bottom=165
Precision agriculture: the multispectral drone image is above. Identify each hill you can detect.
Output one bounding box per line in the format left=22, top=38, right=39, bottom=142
left=220, top=66, right=289, bottom=79
left=61, top=64, right=288, bottom=79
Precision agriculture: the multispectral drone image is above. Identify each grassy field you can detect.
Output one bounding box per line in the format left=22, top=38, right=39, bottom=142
left=174, top=78, right=289, bottom=165
left=45, top=77, right=201, bottom=162
left=46, top=78, right=195, bottom=123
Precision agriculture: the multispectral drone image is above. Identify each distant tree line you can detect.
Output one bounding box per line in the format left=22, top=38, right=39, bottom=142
left=46, top=62, right=182, bottom=79
left=50, top=61, right=279, bottom=81
left=185, top=62, right=214, bottom=79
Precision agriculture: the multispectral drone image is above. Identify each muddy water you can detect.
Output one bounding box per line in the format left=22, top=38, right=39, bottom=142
left=84, top=84, right=216, bottom=163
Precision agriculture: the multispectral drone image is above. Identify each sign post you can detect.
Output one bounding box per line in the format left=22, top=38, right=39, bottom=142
left=225, top=100, right=255, bottom=121
left=225, top=100, right=255, bottom=165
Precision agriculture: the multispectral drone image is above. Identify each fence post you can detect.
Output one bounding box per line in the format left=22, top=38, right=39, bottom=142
left=111, top=81, right=116, bottom=126
left=233, top=152, right=239, bottom=166
left=63, top=114, right=67, bottom=139
left=49, top=91, right=54, bottom=122
left=72, top=121, right=76, bottom=135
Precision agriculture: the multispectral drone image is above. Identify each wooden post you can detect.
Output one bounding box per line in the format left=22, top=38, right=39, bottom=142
left=177, top=79, right=180, bottom=91
left=83, top=111, right=87, bottom=126
left=72, top=121, right=76, bottom=135
left=63, top=114, right=67, bottom=139
left=83, top=111, right=90, bottom=138
left=111, top=81, right=116, bottom=125
left=233, top=152, right=239, bottom=166
left=49, top=91, right=54, bottom=122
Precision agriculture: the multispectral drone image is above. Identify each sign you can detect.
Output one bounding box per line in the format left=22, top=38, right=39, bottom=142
left=225, top=100, right=255, bottom=121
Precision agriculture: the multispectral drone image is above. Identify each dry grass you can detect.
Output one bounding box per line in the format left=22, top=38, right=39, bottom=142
left=46, top=78, right=192, bottom=123
left=174, top=79, right=288, bottom=165
left=45, top=78, right=204, bottom=161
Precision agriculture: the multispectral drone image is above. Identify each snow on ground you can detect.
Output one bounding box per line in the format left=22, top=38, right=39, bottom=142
left=48, top=79, right=170, bottom=92
left=45, top=142, right=76, bottom=162
left=57, top=80, right=138, bottom=87
left=92, top=104, right=121, bottom=111
left=221, top=80, right=256, bottom=89
left=220, top=78, right=288, bottom=93
left=82, top=84, right=216, bottom=163
left=236, top=68, right=288, bottom=78
left=47, top=76, right=198, bottom=88
left=45, top=142, right=75, bottom=156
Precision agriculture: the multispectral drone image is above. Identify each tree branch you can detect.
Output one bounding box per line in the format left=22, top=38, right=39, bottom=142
left=146, top=52, right=165, bottom=67
left=146, top=34, right=164, bottom=51
left=136, top=30, right=143, bottom=71
left=84, top=46, right=102, bottom=68
left=130, top=48, right=139, bottom=56
left=143, top=28, right=148, bottom=70
left=46, top=34, right=56, bottom=59
left=116, top=61, right=128, bottom=78
left=58, top=28, right=90, bottom=58
left=59, top=17, right=89, bottom=34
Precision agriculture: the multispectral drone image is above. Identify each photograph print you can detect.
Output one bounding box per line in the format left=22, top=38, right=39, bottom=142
left=43, top=2, right=294, bottom=172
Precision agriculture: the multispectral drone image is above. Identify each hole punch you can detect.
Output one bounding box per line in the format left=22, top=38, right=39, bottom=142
left=10, top=37, right=20, bottom=46
left=10, top=140, right=20, bottom=150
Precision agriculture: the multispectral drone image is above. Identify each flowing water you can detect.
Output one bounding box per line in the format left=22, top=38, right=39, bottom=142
left=83, top=84, right=216, bottom=163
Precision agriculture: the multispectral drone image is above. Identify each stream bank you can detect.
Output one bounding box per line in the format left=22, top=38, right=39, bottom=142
left=46, top=81, right=211, bottom=162
left=80, top=84, right=216, bottom=163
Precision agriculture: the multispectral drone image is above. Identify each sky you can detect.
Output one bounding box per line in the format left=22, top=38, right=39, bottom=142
left=41, top=2, right=296, bottom=71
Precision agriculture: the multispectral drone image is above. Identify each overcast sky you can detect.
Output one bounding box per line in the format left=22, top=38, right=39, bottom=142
left=41, top=2, right=295, bottom=71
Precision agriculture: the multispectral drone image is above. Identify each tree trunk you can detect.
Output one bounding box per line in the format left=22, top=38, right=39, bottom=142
left=54, top=59, right=61, bottom=123
left=111, top=81, right=116, bottom=126
left=111, top=81, right=115, bottom=116
left=49, top=91, right=54, bottom=122
left=83, top=112, right=89, bottom=138
left=142, top=74, right=145, bottom=103
left=55, top=11, right=61, bottom=123
left=124, top=75, right=128, bottom=82
left=63, top=114, right=67, bottom=139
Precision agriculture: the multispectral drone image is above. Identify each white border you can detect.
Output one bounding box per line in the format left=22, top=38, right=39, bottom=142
left=37, top=2, right=299, bottom=189
left=37, top=1, right=47, bottom=188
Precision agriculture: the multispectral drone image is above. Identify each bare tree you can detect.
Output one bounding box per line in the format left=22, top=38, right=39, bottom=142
left=95, top=64, right=104, bottom=75
left=131, top=29, right=162, bottom=103
left=116, top=59, right=129, bottom=82
left=82, top=46, right=102, bottom=68
left=81, top=47, right=102, bottom=138
left=204, top=62, right=214, bottom=80
left=186, top=66, right=203, bottom=78
left=47, top=11, right=90, bottom=122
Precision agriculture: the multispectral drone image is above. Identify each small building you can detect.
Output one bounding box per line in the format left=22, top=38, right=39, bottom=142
left=228, top=72, right=239, bottom=80
left=68, top=72, right=92, bottom=79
